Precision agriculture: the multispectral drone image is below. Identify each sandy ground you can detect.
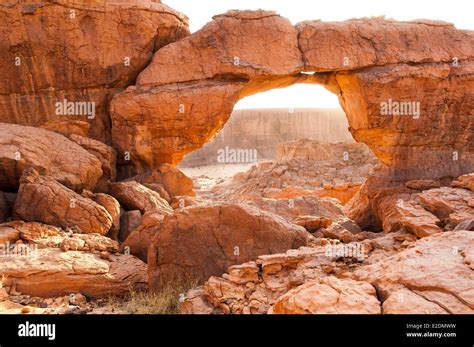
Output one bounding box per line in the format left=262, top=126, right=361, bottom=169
left=180, top=162, right=262, bottom=190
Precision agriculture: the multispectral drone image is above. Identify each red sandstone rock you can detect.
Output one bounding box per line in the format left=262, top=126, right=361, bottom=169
left=0, top=0, right=189, bottom=141
left=131, top=164, right=195, bottom=198
left=137, top=10, right=302, bottom=86
left=108, top=181, right=173, bottom=215
left=148, top=204, right=310, bottom=290
left=297, top=18, right=474, bottom=71
left=0, top=248, right=147, bottom=298
left=354, top=231, right=474, bottom=313
left=452, top=173, right=474, bottom=192
left=418, top=187, right=474, bottom=228
left=82, top=191, right=121, bottom=240
left=111, top=15, right=474, bottom=191
left=269, top=277, right=381, bottom=314
left=111, top=80, right=244, bottom=169
left=2, top=220, right=119, bottom=253
left=13, top=169, right=112, bottom=235
left=378, top=196, right=443, bottom=238
left=0, top=124, right=102, bottom=192
left=293, top=215, right=333, bottom=232
left=39, top=120, right=90, bottom=138
left=69, top=135, right=117, bottom=193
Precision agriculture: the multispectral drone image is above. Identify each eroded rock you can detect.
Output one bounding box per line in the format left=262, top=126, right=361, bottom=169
left=148, top=204, right=310, bottom=290
left=0, top=124, right=102, bottom=192
left=13, top=169, right=112, bottom=235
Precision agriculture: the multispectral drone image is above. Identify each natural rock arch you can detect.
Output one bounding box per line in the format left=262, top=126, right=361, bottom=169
left=110, top=10, right=474, bottom=226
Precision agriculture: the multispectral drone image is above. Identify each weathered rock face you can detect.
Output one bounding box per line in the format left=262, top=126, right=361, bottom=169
left=69, top=134, right=117, bottom=192
left=109, top=181, right=173, bottom=215
left=0, top=0, right=189, bottom=142
left=137, top=10, right=302, bottom=86
left=352, top=178, right=474, bottom=234
left=418, top=187, right=474, bottom=228
left=147, top=204, right=310, bottom=290
left=269, top=277, right=381, bottom=314
left=111, top=80, right=244, bottom=170
left=130, top=164, right=195, bottom=198
left=354, top=231, right=474, bottom=314
left=0, top=248, right=147, bottom=298
left=81, top=191, right=121, bottom=240
left=0, top=123, right=102, bottom=192
left=14, top=169, right=113, bottom=235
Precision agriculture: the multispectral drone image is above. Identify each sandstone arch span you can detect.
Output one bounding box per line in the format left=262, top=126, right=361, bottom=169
left=111, top=10, right=474, bottom=178
left=110, top=10, right=474, bottom=226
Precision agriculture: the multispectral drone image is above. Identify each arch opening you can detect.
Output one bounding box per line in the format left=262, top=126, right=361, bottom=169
left=178, top=83, right=379, bottom=206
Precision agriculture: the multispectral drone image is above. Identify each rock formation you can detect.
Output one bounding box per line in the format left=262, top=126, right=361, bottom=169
left=14, top=169, right=113, bottom=235
left=110, top=12, right=474, bottom=225
left=0, top=123, right=103, bottom=192
left=207, top=139, right=377, bottom=205
left=148, top=204, right=310, bottom=290
left=0, top=0, right=189, bottom=142
left=0, top=2, right=473, bottom=316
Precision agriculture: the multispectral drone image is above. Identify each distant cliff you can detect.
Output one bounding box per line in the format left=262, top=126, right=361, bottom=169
left=179, top=108, right=353, bottom=167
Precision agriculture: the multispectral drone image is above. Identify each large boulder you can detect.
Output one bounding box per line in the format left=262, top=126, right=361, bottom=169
left=0, top=123, right=102, bottom=192
left=82, top=191, right=121, bottom=240
left=13, top=169, right=112, bottom=235
left=109, top=181, right=173, bottom=215
left=148, top=204, right=310, bottom=290
left=131, top=164, right=195, bottom=198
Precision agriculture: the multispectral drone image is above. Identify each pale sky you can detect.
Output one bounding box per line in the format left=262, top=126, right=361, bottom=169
left=165, top=0, right=473, bottom=110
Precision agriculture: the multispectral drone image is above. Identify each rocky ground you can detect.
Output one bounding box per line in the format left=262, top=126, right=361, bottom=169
left=0, top=1, right=473, bottom=315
